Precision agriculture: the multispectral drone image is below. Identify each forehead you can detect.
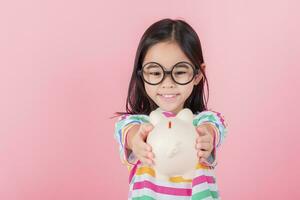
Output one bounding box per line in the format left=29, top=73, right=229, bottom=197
left=143, top=41, right=192, bottom=69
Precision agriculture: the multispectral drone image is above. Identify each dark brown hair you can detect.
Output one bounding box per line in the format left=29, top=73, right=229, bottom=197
left=116, top=18, right=209, bottom=116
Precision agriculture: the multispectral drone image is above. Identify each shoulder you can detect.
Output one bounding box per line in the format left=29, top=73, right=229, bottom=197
left=193, top=109, right=218, bottom=118
left=115, top=113, right=150, bottom=124
left=193, top=109, right=225, bottom=125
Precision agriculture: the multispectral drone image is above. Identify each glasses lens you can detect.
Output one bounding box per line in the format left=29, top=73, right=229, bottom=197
left=172, top=63, right=195, bottom=84
left=142, top=63, right=164, bottom=84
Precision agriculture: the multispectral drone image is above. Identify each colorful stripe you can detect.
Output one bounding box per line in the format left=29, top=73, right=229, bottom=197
left=132, top=196, right=155, bottom=200
left=192, top=189, right=219, bottom=200
left=131, top=188, right=192, bottom=200
left=133, top=180, right=192, bottom=196
left=192, top=175, right=215, bottom=187
left=132, top=165, right=218, bottom=199
left=114, top=108, right=227, bottom=200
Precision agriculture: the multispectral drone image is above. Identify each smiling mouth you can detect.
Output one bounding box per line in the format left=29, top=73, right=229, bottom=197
left=157, top=93, right=180, bottom=98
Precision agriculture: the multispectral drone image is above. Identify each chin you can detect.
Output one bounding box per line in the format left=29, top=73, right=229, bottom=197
left=159, top=105, right=180, bottom=114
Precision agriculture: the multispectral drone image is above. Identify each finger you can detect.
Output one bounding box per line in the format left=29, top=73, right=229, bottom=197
left=197, top=125, right=208, bottom=131
left=138, top=141, right=152, bottom=152
left=142, top=123, right=154, bottom=132
left=139, top=124, right=154, bottom=139
left=138, top=150, right=154, bottom=163
left=198, top=150, right=207, bottom=158
left=199, top=157, right=207, bottom=163
left=147, top=151, right=155, bottom=160
left=139, top=148, right=155, bottom=164
left=202, top=132, right=213, bottom=140
left=195, top=142, right=211, bottom=150
left=198, top=150, right=210, bottom=159
left=199, top=143, right=212, bottom=151
left=140, top=157, right=154, bottom=165
left=139, top=149, right=150, bottom=158
left=143, top=153, right=154, bottom=165
left=196, top=135, right=211, bottom=143
left=196, top=139, right=212, bottom=147
left=196, top=126, right=209, bottom=136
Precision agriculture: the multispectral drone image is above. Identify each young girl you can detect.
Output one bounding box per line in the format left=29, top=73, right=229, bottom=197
left=114, top=18, right=228, bottom=200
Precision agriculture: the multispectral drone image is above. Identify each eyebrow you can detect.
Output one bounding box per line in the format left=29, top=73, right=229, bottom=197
left=145, top=64, right=160, bottom=69
left=175, top=64, right=189, bottom=68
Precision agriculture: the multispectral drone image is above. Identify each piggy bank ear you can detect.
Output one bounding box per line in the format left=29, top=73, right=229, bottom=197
left=176, top=108, right=194, bottom=122
left=149, top=109, right=165, bottom=125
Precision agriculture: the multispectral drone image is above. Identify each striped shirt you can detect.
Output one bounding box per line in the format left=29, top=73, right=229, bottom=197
left=114, top=108, right=228, bottom=200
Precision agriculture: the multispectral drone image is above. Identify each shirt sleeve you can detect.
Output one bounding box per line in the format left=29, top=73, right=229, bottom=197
left=193, top=110, right=228, bottom=168
left=114, top=114, right=150, bottom=171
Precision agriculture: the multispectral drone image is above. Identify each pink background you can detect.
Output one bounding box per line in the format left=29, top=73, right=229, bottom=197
left=1, top=0, right=299, bottom=199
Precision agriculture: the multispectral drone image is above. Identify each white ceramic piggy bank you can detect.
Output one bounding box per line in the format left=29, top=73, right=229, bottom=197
left=146, top=108, right=198, bottom=181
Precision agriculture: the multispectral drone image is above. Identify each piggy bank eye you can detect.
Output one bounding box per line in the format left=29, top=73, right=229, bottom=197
left=168, top=121, right=172, bottom=129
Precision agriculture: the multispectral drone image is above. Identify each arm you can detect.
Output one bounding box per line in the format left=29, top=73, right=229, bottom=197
left=114, top=114, right=150, bottom=171
left=126, top=124, right=140, bottom=150
left=193, top=110, right=228, bottom=168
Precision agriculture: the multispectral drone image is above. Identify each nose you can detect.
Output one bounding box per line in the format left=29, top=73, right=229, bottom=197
left=161, top=74, right=175, bottom=88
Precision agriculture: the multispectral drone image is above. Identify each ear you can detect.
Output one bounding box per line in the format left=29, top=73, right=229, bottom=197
left=194, top=63, right=205, bottom=86
left=176, top=108, right=194, bottom=123
left=149, top=109, right=165, bottom=125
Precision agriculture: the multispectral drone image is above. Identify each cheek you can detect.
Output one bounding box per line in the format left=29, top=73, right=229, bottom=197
left=144, top=84, right=156, bottom=98
left=181, top=85, right=194, bottom=97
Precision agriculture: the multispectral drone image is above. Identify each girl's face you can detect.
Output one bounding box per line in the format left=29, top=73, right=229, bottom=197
left=142, top=41, right=204, bottom=114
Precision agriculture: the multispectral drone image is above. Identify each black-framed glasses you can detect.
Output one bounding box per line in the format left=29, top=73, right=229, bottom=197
left=138, top=61, right=199, bottom=85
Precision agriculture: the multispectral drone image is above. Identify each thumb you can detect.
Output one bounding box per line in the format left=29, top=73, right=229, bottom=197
left=139, top=124, right=154, bottom=140
left=196, top=125, right=208, bottom=136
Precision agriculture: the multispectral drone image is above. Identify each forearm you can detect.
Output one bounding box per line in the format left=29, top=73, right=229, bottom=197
left=125, top=124, right=140, bottom=150
left=193, top=110, right=227, bottom=148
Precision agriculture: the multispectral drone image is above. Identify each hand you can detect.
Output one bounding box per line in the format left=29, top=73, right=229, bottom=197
left=195, top=124, right=215, bottom=163
left=130, top=123, right=155, bottom=165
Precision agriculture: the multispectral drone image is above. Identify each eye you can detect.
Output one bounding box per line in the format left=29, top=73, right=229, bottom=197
left=149, top=71, right=162, bottom=76
left=174, top=71, right=187, bottom=75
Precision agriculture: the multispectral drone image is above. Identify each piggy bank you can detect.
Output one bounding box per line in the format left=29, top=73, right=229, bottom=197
left=146, top=108, right=198, bottom=181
